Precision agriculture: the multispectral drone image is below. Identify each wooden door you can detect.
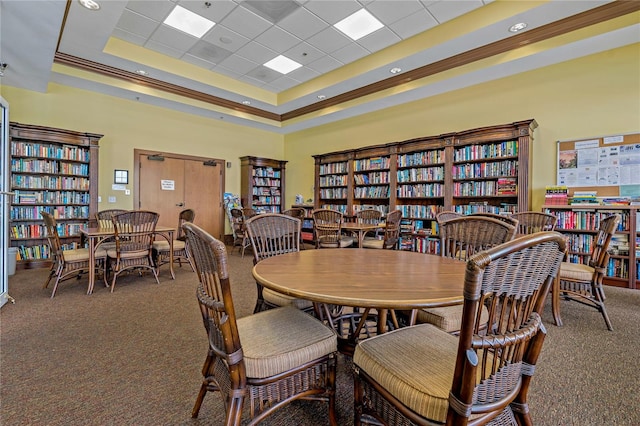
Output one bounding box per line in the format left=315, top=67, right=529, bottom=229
left=135, top=150, right=224, bottom=240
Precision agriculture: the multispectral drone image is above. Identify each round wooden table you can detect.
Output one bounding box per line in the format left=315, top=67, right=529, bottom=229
left=252, top=248, right=466, bottom=353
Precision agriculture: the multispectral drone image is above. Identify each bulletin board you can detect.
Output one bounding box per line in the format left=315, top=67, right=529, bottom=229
left=556, top=132, right=640, bottom=197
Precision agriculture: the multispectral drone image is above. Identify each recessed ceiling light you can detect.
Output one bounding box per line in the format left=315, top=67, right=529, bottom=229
left=242, top=100, right=251, bottom=105
left=509, top=22, right=528, bottom=33
left=135, top=69, right=148, bottom=76
left=164, top=5, right=215, bottom=38
left=317, top=95, right=326, bottom=100
left=78, top=0, right=100, bottom=10
left=264, top=55, right=302, bottom=75
left=390, top=67, right=402, bottom=74
left=334, top=9, right=384, bottom=41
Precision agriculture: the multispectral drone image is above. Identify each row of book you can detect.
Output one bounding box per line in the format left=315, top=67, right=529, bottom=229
left=397, top=150, right=444, bottom=167
left=353, top=156, right=391, bottom=171
left=11, top=142, right=90, bottom=162
left=452, top=160, right=517, bottom=180
left=397, top=166, right=444, bottom=182
left=354, top=171, right=390, bottom=185
left=453, top=140, right=518, bottom=162
left=319, top=162, right=348, bottom=175
left=11, top=175, right=90, bottom=191
left=252, top=167, right=281, bottom=178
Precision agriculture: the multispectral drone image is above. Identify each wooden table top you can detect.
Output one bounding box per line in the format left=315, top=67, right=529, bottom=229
left=252, top=248, right=466, bottom=310
left=341, top=222, right=383, bottom=232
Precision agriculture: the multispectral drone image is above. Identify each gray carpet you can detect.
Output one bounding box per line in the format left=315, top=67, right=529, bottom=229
left=1, top=247, right=639, bottom=425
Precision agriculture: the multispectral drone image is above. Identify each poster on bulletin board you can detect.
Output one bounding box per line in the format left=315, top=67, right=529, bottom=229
left=556, top=133, right=640, bottom=197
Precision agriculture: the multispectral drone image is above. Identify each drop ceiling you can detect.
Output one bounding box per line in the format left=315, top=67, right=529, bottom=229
left=1, top=0, right=639, bottom=134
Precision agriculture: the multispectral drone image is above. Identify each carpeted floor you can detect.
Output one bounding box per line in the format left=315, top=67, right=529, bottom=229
left=1, top=247, right=639, bottom=425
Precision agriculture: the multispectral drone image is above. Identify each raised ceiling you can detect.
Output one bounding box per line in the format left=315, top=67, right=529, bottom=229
left=1, top=0, right=639, bottom=134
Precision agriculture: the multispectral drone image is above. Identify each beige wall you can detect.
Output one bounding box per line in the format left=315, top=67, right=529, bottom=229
left=2, top=83, right=283, bottom=215
left=3, top=43, right=639, bottom=218
left=285, top=43, right=640, bottom=211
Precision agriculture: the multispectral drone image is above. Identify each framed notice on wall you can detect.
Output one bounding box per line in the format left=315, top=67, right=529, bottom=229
left=556, top=132, right=640, bottom=197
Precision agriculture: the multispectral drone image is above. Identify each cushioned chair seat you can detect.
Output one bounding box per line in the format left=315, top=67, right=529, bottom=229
left=64, top=247, right=107, bottom=262
left=263, top=288, right=314, bottom=310
left=354, top=324, right=457, bottom=423
left=361, top=237, right=384, bottom=249
left=152, top=239, right=186, bottom=251
left=318, top=235, right=354, bottom=248
left=237, top=307, right=337, bottom=379
left=106, top=248, right=150, bottom=259
left=558, top=261, right=594, bottom=281
left=417, top=304, right=489, bottom=334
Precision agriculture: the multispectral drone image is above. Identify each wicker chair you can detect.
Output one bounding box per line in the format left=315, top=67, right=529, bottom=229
left=152, top=208, right=195, bottom=273
left=242, top=207, right=258, bottom=219
left=553, top=214, right=619, bottom=331
left=435, top=211, right=463, bottom=224
left=356, top=209, right=384, bottom=239
left=353, top=232, right=567, bottom=426
left=230, top=208, right=251, bottom=257
left=469, top=211, right=519, bottom=227
left=362, top=210, right=402, bottom=250
left=283, top=207, right=307, bottom=248
left=184, top=222, right=338, bottom=425
left=41, top=211, right=107, bottom=297
left=510, top=211, right=557, bottom=235
left=95, top=209, right=128, bottom=249
left=312, top=208, right=354, bottom=248
left=415, top=216, right=517, bottom=333
left=244, top=213, right=314, bottom=314
left=107, top=210, right=160, bottom=292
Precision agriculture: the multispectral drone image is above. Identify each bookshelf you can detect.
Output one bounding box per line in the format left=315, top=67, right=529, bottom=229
left=240, top=156, right=286, bottom=214
left=543, top=205, right=639, bottom=289
left=8, top=122, right=102, bottom=269
left=313, top=120, right=536, bottom=254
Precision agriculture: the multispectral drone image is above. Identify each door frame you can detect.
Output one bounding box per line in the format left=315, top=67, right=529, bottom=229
left=133, top=149, right=226, bottom=237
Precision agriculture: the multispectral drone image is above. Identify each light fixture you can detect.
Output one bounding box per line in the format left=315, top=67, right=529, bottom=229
left=0, top=63, right=7, bottom=77
left=78, top=0, right=100, bottom=10
left=135, top=69, right=148, bottom=76
left=164, top=5, right=215, bottom=38
left=317, top=95, right=326, bottom=100
left=389, top=67, right=402, bottom=74
left=264, top=55, right=302, bottom=75
left=334, top=9, right=384, bottom=41
left=509, top=22, right=527, bottom=33
left=242, top=100, right=251, bottom=105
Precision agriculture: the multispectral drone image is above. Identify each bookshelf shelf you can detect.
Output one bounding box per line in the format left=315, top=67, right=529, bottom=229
left=8, top=122, right=103, bottom=269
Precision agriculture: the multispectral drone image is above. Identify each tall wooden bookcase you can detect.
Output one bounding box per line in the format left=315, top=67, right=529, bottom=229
left=8, top=122, right=102, bottom=269
left=313, top=120, right=536, bottom=253
left=240, top=156, right=287, bottom=214
left=543, top=205, right=639, bottom=289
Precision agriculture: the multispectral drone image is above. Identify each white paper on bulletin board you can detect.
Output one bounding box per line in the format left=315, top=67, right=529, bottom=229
left=161, top=180, right=175, bottom=190
left=557, top=135, right=640, bottom=188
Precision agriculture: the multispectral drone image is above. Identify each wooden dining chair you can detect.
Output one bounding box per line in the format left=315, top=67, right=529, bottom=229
left=353, top=232, right=567, bottom=426
left=230, top=207, right=251, bottom=257
left=94, top=209, right=128, bottom=249
left=362, top=210, right=401, bottom=250
left=184, top=222, right=338, bottom=425
left=153, top=208, right=196, bottom=273
left=107, top=210, right=160, bottom=292
left=312, top=208, right=354, bottom=248
left=41, top=211, right=107, bottom=297
left=553, top=214, right=619, bottom=330
left=469, top=211, right=519, bottom=227
left=510, top=211, right=557, bottom=234
left=244, top=213, right=314, bottom=314
left=415, top=216, right=517, bottom=333
left=283, top=207, right=307, bottom=248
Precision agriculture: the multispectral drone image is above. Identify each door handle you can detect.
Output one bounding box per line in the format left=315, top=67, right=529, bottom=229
left=176, top=203, right=185, bottom=207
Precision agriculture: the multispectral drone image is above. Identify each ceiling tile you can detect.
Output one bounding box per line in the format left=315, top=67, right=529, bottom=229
left=287, top=65, right=321, bottom=83
left=202, top=24, right=251, bottom=52
left=304, top=0, right=362, bottom=25
left=125, top=0, right=175, bottom=22
left=242, top=0, right=301, bottom=24
left=149, top=24, right=199, bottom=52
left=267, top=75, right=300, bottom=91
left=112, top=28, right=148, bottom=47
left=284, top=42, right=324, bottom=65
left=425, top=0, right=484, bottom=24
left=116, top=9, right=159, bottom=39
left=278, top=7, right=328, bottom=41
left=235, top=41, right=278, bottom=65
left=331, top=42, right=369, bottom=64
left=388, top=9, right=438, bottom=39
left=366, top=0, right=425, bottom=26
left=306, top=54, right=344, bottom=74
left=253, top=26, right=301, bottom=55
left=181, top=53, right=216, bottom=69
left=220, top=5, right=272, bottom=39
left=144, top=39, right=184, bottom=59
left=178, top=0, right=237, bottom=23
left=306, top=26, right=351, bottom=54
left=246, top=65, right=282, bottom=83
left=217, top=54, right=260, bottom=75
left=188, top=40, right=234, bottom=64
left=357, top=26, right=401, bottom=53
